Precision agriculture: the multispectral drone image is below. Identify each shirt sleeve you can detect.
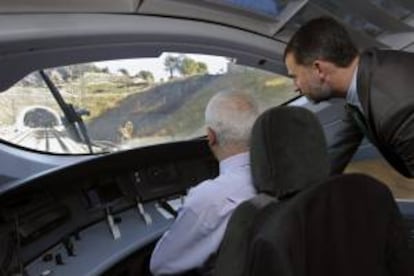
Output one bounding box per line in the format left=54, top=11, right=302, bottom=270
left=150, top=204, right=218, bottom=275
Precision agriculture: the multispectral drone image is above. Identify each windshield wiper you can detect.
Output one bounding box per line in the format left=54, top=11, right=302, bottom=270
left=39, top=70, right=94, bottom=154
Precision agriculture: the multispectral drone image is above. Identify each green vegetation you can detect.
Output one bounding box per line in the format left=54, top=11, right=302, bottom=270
left=64, top=76, right=151, bottom=121
left=159, top=69, right=295, bottom=138
left=136, top=70, right=155, bottom=83
left=76, top=94, right=127, bottom=121
left=179, top=57, right=208, bottom=76
left=164, top=55, right=208, bottom=79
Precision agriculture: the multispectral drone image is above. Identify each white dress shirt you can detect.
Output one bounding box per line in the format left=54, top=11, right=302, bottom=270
left=150, top=152, right=256, bottom=275
left=346, top=65, right=363, bottom=112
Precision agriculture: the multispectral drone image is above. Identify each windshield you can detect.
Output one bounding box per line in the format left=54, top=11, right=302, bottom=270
left=0, top=53, right=296, bottom=154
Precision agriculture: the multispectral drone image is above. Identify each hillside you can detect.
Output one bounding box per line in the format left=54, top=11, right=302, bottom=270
left=86, top=70, right=295, bottom=143
left=86, top=75, right=219, bottom=142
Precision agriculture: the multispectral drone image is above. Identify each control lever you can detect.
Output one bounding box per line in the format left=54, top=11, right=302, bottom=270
left=106, top=207, right=121, bottom=240
left=136, top=197, right=152, bottom=225
left=159, top=200, right=178, bottom=218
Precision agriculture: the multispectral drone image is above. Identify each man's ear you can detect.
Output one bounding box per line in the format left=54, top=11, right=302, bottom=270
left=313, top=60, right=323, bottom=74
left=313, top=60, right=329, bottom=81
left=207, top=127, right=217, bottom=147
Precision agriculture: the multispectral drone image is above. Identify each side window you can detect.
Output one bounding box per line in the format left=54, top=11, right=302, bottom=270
left=0, top=53, right=296, bottom=154
left=346, top=159, right=414, bottom=199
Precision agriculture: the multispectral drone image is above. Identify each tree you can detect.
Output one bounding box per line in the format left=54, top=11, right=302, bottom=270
left=196, top=61, right=208, bottom=74
left=179, top=57, right=198, bottom=76
left=178, top=57, right=208, bottom=76
left=164, top=55, right=181, bottom=79
left=118, top=68, right=129, bottom=77
left=136, top=70, right=154, bottom=83
left=100, top=67, right=109, bottom=74
left=164, top=55, right=209, bottom=78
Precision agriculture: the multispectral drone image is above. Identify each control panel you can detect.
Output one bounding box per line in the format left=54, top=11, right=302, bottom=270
left=0, top=139, right=218, bottom=275
left=25, top=202, right=175, bottom=276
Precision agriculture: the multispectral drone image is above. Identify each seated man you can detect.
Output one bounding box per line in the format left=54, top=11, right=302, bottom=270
left=150, top=91, right=259, bottom=275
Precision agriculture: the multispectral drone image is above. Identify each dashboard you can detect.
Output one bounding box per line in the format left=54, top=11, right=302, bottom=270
left=0, top=139, right=218, bottom=275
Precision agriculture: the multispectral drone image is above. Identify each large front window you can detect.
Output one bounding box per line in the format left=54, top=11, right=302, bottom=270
left=0, top=53, right=296, bottom=154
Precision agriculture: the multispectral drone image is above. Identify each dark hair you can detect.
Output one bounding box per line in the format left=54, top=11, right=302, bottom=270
left=284, top=17, right=358, bottom=67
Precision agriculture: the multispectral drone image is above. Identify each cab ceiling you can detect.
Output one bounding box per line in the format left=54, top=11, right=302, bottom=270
left=1, top=0, right=414, bottom=51
left=0, top=13, right=287, bottom=91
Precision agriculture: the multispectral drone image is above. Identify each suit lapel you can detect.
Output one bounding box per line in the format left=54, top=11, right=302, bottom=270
left=356, top=49, right=379, bottom=144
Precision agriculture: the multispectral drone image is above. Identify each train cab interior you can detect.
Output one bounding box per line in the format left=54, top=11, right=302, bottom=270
left=0, top=0, right=413, bottom=275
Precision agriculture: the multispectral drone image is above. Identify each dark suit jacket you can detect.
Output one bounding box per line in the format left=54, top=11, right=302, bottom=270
left=329, top=48, right=414, bottom=177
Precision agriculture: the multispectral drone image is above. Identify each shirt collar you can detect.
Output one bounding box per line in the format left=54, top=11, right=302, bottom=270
left=345, top=65, right=363, bottom=111
left=219, top=152, right=250, bottom=174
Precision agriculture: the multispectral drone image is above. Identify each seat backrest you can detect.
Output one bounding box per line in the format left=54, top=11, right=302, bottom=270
left=214, top=106, right=330, bottom=276
left=215, top=106, right=412, bottom=276
left=213, top=194, right=276, bottom=276
left=247, top=173, right=413, bottom=276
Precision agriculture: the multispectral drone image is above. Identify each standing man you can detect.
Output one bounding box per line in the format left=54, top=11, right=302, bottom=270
left=150, top=91, right=259, bottom=275
left=284, top=16, right=414, bottom=177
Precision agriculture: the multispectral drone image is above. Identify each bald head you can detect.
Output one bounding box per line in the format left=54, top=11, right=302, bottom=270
left=205, top=91, right=259, bottom=153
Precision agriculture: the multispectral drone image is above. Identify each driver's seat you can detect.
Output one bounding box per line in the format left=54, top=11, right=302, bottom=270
left=214, top=106, right=412, bottom=276
left=214, top=106, right=330, bottom=276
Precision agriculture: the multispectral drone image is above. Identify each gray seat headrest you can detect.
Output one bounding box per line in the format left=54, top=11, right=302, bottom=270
left=250, top=106, right=330, bottom=199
